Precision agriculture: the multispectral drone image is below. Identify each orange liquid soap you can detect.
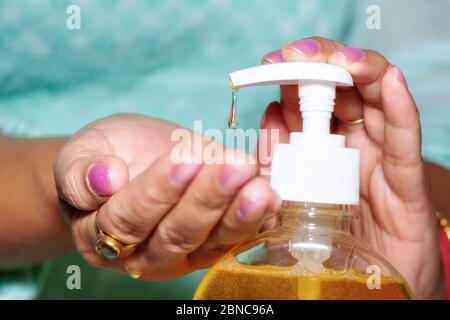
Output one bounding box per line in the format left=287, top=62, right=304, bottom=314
left=194, top=203, right=413, bottom=300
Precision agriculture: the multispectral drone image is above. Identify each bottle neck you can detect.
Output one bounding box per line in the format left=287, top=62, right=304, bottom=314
left=278, top=201, right=356, bottom=234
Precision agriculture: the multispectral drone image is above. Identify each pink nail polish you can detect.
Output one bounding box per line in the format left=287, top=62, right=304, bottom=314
left=88, top=163, right=112, bottom=196
left=219, top=165, right=252, bottom=190
left=171, top=163, right=201, bottom=186
left=262, top=50, right=282, bottom=64
left=286, top=39, right=321, bottom=57
left=336, top=47, right=366, bottom=62
left=237, top=197, right=265, bottom=223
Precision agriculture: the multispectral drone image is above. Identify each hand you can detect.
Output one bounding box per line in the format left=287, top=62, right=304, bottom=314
left=54, top=113, right=280, bottom=279
left=260, top=37, right=445, bottom=299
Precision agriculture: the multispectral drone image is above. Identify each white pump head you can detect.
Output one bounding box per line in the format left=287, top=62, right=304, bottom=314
left=229, top=62, right=360, bottom=205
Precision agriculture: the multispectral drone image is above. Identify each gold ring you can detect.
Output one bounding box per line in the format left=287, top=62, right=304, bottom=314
left=344, top=118, right=364, bottom=125
left=94, top=213, right=137, bottom=260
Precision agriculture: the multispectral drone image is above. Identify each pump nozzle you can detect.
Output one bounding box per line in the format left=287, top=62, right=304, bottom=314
left=228, top=62, right=360, bottom=205
left=229, top=62, right=353, bottom=89
left=230, top=62, right=353, bottom=136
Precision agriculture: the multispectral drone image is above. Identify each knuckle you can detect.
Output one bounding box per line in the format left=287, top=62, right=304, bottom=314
left=126, top=175, right=178, bottom=219
left=127, top=189, right=155, bottom=216
left=106, top=209, right=144, bottom=242
left=141, top=182, right=176, bottom=209
left=157, top=224, right=199, bottom=255
left=190, top=187, right=218, bottom=209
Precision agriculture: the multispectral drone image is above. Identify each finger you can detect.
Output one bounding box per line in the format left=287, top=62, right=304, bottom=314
left=328, top=47, right=392, bottom=138
left=138, top=150, right=256, bottom=276
left=190, top=177, right=282, bottom=267
left=279, top=85, right=302, bottom=132
left=282, top=38, right=363, bottom=133
left=95, top=150, right=203, bottom=248
left=282, top=37, right=344, bottom=63
left=261, top=49, right=301, bottom=132
left=261, top=49, right=282, bottom=65
left=380, top=65, right=425, bottom=200
left=55, top=152, right=129, bottom=212
left=333, top=88, right=365, bottom=133
left=329, top=47, right=390, bottom=107
left=70, top=150, right=202, bottom=268
left=329, top=47, right=389, bottom=136
left=69, top=210, right=127, bottom=272
left=257, top=102, right=290, bottom=176
left=280, top=37, right=345, bottom=131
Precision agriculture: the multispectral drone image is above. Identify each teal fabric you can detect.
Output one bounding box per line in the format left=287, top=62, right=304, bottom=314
left=0, top=0, right=449, bottom=299
left=0, top=265, right=48, bottom=299
left=0, top=0, right=352, bottom=137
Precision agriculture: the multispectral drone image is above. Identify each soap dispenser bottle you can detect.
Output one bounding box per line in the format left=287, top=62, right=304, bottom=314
left=193, top=62, right=414, bottom=300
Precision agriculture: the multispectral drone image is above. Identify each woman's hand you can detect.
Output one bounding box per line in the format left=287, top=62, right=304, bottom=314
left=260, top=37, right=445, bottom=299
left=54, top=113, right=280, bottom=279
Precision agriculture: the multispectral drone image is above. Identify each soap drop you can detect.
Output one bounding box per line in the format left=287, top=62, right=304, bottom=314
left=124, top=265, right=143, bottom=279
left=228, top=89, right=239, bottom=129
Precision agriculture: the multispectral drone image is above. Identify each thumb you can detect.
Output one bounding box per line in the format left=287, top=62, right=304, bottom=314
left=54, top=152, right=129, bottom=211
left=257, top=102, right=290, bottom=177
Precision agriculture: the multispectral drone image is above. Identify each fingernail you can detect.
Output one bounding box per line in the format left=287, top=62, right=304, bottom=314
left=262, top=50, right=282, bottom=64
left=237, top=197, right=266, bottom=223
left=171, top=163, right=201, bottom=186
left=87, top=163, right=112, bottom=196
left=286, top=39, right=321, bottom=57
left=219, top=165, right=253, bottom=191
left=391, top=65, right=409, bottom=89
left=336, top=47, right=366, bottom=62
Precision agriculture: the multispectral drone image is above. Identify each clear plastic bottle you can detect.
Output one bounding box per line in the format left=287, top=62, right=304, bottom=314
left=194, top=62, right=413, bottom=300
left=194, top=202, right=413, bottom=300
